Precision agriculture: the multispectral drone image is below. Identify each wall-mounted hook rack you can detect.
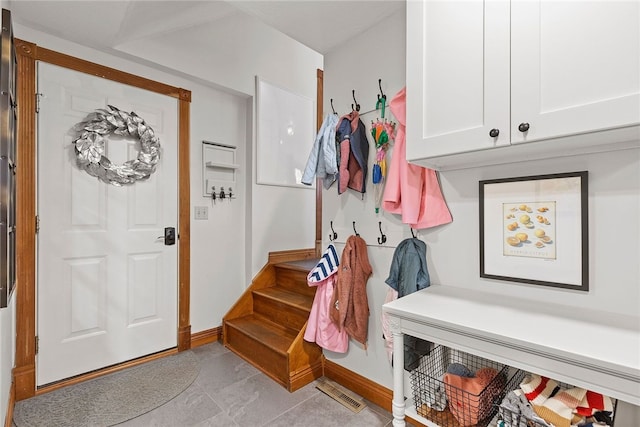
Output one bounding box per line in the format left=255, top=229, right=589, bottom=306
left=211, top=186, right=235, bottom=203
left=377, top=221, right=387, bottom=245
left=329, top=221, right=337, bottom=241
left=330, top=98, right=337, bottom=115
left=351, top=90, right=360, bottom=112
left=352, top=221, right=360, bottom=236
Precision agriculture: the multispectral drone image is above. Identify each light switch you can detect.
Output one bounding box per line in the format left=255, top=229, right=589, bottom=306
left=194, top=206, right=208, bottom=220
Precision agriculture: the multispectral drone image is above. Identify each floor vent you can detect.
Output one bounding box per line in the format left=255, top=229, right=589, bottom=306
left=316, top=378, right=367, bottom=413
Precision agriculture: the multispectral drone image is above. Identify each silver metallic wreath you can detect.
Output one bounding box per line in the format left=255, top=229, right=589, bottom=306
left=73, top=105, right=161, bottom=186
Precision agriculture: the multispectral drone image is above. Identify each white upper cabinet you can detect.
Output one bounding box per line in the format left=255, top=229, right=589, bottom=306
left=511, top=1, right=639, bottom=143
left=406, top=0, right=511, bottom=159
left=406, top=0, right=640, bottom=170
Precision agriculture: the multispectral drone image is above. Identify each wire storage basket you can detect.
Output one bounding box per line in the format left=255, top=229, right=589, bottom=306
left=495, top=379, right=617, bottom=427
left=410, top=345, right=522, bottom=427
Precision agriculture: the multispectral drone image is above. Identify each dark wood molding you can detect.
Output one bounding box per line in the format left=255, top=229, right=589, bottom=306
left=14, top=38, right=37, bottom=402
left=191, top=327, right=222, bottom=348
left=33, top=44, right=187, bottom=100
left=323, top=359, right=425, bottom=427
left=13, top=38, right=191, bottom=399
left=290, top=359, right=323, bottom=392
left=315, top=69, right=323, bottom=257
left=177, top=97, right=191, bottom=352
left=323, top=359, right=393, bottom=412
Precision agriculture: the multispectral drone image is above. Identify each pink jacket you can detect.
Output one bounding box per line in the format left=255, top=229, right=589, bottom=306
left=382, top=87, right=453, bottom=229
left=303, top=244, right=348, bottom=353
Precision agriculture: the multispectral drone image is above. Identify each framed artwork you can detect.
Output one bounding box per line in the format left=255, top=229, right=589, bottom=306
left=479, top=171, right=588, bottom=291
left=255, top=76, right=315, bottom=189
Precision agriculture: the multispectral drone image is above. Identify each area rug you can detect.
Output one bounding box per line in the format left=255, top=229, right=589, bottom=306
left=13, top=350, right=200, bottom=427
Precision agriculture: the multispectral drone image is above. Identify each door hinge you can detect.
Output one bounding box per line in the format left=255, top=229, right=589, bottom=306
left=35, top=92, right=42, bottom=113
left=35, top=215, right=40, bottom=234
left=35, top=336, right=39, bottom=355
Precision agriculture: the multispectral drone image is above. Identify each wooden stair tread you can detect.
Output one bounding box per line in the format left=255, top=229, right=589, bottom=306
left=253, top=286, right=314, bottom=311
left=225, top=314, right=297, bottom=353
left=223, top=250, right=324, bottom=392
left=276, top=259, right=318, bottom=273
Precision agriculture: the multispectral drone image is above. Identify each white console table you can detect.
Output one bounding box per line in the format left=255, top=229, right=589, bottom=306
left=382, top=285, right=640, bottom=427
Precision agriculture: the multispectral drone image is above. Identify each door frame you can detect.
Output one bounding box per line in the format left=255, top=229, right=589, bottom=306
left=14, top=39, right=192, bottom=400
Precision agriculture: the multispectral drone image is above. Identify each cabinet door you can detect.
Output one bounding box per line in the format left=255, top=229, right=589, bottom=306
left=406, top=0, right=510, bottom=162
left=511, top=1, right=640, bottom=144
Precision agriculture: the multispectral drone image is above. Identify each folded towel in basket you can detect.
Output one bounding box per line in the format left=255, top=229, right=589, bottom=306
left=444, top=367, right=505, bottom=426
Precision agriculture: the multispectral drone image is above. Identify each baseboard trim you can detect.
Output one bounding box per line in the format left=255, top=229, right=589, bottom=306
left=323, top=358, right=393, bottom=412
left=178, top=324, right=192, bottom=351
left=13, top=364, right=35, bottom=401
left=289, top=360, right=323, bottom=392
left=4, top=381, right=15, bottom=427
left=191, top=326, right=222, bottom=348
left=323, top=359, right=425, bottom=427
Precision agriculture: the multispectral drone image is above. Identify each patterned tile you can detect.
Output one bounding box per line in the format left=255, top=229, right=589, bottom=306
left=14, top=342, right=395, bottom=427
left=116, top=382, right=222, bottom=427
left=210, top=373, right=320, bottom=426
left=194, top=351, right=261, bottom=395
left=265, top=391, right=393, bottom=427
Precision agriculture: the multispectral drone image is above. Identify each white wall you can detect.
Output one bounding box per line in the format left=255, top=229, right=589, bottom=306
left=14, top=24, right=250, bottom=335
left=323, top=4, right=640, bottom=423
left=2, top=6, right=321, bottom=422
left=113, top=11, right=323, bottom=275
left=322, top=5, right=407, bottom=391
left=12, top=9, right=320, bottom=334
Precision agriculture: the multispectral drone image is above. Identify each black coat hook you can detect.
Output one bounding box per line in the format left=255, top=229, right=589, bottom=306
left=377, top=221, right=387, bottom=245
left=410, top=227, right=417, bottom=238
left=329, top=221, right=337, bottom=241
left=351, top=90, right=360, bottom=112
left=330, top=98, right=337, bottom=115
left=352, top=221, right=360, bottom=236
left=378, top=79, right=386, bottom=101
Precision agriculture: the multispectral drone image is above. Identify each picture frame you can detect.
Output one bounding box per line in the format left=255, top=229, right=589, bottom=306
left=255, top=76, right=315, bottom=189
left=479, top=171, right=588, bottom=291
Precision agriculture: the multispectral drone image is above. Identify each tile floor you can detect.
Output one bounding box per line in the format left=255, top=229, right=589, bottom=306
left=116, top=342, right=396, bottom=427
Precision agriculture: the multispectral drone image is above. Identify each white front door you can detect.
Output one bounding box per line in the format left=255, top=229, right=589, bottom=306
left=36, top=62, right=178, bottom=386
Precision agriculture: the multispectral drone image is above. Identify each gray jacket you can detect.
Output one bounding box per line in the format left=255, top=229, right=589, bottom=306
left=385, top=237, right=430, bottom=297
left=385, top=237, right=432, bottom=371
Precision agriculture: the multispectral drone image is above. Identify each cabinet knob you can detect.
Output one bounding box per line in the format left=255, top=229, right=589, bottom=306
left=489, top=128, right=500, bottom=138
left=518, top=122, right=530, bottom=133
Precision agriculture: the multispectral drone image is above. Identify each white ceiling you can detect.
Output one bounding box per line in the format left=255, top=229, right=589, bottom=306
left=7, top=0, right=405, bottom=55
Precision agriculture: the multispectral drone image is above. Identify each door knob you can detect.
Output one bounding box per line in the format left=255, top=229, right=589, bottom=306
left=518, top=122, right=530, bottom=132
left=489, top=128, right=499, bottom=138
left=157, top=227, right=176, bottom=245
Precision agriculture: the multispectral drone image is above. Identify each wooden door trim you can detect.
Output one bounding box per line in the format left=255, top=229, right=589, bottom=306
left=14, top=39, right=191, bottom=400
left=315, top=69, right=323, bottom=257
